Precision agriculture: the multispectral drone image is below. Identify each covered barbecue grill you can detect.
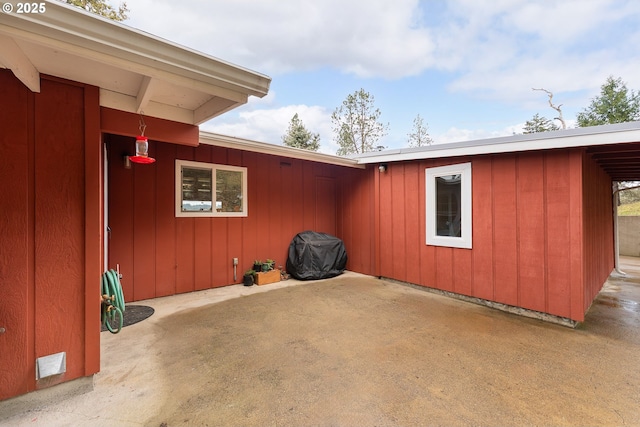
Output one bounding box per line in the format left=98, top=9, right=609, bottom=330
left=286, top=231, right=347, bottom=280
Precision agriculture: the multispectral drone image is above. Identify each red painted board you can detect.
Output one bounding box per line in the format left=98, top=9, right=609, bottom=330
left=453, top=248, right=473, bottom=296
left=391, top=165, right=408, bottom=281
left=492, top=155, right=519, bottom=306
left=154, top=143, right=177, bottom=297
left=472, top=157, right=494, bottom=300
left=435, top=248, right=454, bottom=292
left=0, top=70, right=33, bottom=398
left=545, top=151, right=572, bottom=318
left=34, top=79, right=86, bottom=381
left=378, top=165, right=394, bottom=278
left=516, top=153, right=546, bottom=312
left=404, top=163, right=422, bottom=285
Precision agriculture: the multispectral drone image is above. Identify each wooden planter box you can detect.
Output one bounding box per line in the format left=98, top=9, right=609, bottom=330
left=255, top=269, right=280, bottom=286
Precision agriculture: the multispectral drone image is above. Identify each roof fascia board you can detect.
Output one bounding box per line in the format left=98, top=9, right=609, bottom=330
left=354, top=122, right=640, bottom=164
left=199, top=131, right=365, bottom=169
left=0, top=1, right=271, bottom=97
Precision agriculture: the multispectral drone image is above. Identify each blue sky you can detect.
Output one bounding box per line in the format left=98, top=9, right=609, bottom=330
left=126, top=0, right=640, bottom=154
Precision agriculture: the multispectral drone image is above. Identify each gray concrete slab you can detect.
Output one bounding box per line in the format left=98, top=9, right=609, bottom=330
left=2, top=259, right=640, bottom=426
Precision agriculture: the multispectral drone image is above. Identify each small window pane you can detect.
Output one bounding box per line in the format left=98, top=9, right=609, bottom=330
left=176, top=160, right=248, bottom=218
left=426, top=162, right=472, bottom=249
left=181, top=166, right=212, bottom=212
left=216, top=169, right=243, bottom=213
left=436, top=174, right=461, bottom=237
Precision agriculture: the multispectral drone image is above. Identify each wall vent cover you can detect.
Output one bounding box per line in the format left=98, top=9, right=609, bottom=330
left=36, top=352, right=66, bottom=380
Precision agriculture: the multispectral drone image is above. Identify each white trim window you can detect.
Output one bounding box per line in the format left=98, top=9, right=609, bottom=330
left=426, top=162, right=472, bottom=249
left=175, top=160, right=247, bottom=217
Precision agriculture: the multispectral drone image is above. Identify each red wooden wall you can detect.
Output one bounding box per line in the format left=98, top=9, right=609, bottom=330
left=0, top=67, right=616, bottom=403
left=374, top=149, right=614, bottom=322
left=106, top=135, right=372, bottom=301
left=336, top=166, right=376, bottom=275
left=582, top=153, right=615, bottom=311
left=0, top=71, right=102, bottom=400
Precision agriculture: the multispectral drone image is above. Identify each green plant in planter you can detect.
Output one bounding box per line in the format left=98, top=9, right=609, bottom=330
left=253, top=260, right=262, bottom=272
left=243, top=269, right=255, bottom=286
left=265, top=259, right=275, bottom=271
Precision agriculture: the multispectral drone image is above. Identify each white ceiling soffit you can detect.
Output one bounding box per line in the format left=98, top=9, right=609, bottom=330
left=353, top=121, right=640, bottom=164
left=199, top=131, right=365, bottom=169
left=0, top=1, right=271, bottom=125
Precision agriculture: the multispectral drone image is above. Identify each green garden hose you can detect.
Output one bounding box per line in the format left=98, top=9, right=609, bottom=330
left=101, top=269, right=126, bottom=334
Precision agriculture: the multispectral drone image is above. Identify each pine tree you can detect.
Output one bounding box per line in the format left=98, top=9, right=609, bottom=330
left=281, top=113, right=320, bottom=151
left=523, top=113, right=559, bottom=134
left=331, top=89, right=388, bottom=156
left=577, top=76, right=640, bottom=127
left=407, top=114, right=433, bottom=147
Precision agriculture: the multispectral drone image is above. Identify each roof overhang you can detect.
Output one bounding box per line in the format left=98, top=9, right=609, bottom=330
left=353, top=121, right=640, bottom=166
left=199, top=132, right=365, bottom=169
left=0, top=0, right=271, bottom=125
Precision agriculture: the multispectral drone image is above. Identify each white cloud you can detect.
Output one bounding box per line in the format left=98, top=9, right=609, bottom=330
left=123, top=0, right=640, bottom=147
left=126, top=0, right=640, bottom=101
left=202, top=104, right=338, bottom=154
left=433, top=0, right=640, bottom=103
left=434, top=126, right=517, bottom=145
left=127, top=0, right=434, bottom=79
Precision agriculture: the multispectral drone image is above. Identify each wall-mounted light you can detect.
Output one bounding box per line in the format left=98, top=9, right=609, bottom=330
left=128, top=112, right=156, bottom=164
left=379, top=164, right=387, bottom=172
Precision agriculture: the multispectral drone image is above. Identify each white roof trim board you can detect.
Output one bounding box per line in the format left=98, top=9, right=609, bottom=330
left=0, top=0, right=271, bottom=125
left=200, top=122, right=640, bottom=170
left=199, top=132, right=365, bottom=169
left=353, top=121, right=640, bottom=164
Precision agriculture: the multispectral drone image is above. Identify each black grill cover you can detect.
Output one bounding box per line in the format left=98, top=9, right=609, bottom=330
left=286, top=231, right=347, bottom=280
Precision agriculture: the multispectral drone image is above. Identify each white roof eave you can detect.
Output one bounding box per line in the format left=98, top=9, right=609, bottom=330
left=199, top=132, right=365, bottom=169
left=0, top=1, right=271, bottom=124
left=353, top=122, right=640, bottom=164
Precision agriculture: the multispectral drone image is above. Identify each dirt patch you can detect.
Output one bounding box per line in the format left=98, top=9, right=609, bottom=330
left=146, top=276, right=640, bottom=426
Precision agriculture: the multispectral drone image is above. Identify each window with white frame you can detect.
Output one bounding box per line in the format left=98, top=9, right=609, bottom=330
left=175, top=160, right=247, bottom=217
left=425, top=162, right=472, bottom=249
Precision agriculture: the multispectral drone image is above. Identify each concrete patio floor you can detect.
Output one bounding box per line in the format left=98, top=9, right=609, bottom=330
left=2, top=258, right=640, bottom=426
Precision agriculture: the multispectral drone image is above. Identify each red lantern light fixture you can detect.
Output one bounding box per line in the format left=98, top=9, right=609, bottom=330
left=128, top=112, right=156, bottom=164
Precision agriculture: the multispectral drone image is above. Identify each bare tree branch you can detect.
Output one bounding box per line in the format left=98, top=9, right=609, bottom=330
left=532, top=88, right=566, bottom=129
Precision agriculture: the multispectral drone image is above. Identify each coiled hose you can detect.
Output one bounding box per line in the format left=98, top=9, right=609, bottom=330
left=101, top=269, right=126, bottom=334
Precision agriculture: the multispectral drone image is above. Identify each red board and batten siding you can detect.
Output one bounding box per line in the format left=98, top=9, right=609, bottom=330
left=336, top=167, right=376, bottom=276
left=0, top=66, right=615, bottom=404
left=0, top=72, right=102, bottom=399
left=374, top=149, right=614, bottom=322
left=107, top=135, right=373, bottom=301
left=582, top=152, right=615, bottom=312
